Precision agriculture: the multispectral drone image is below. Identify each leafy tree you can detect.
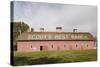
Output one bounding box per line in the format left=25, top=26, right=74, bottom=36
left=11, top=21, right=30, bottom=50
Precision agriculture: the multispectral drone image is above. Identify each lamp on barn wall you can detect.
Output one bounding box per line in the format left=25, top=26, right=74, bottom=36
left=56, top=27, right=62, bottom=32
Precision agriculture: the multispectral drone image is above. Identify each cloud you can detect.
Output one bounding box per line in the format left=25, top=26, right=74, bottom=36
left=13, top=1, right=97, bottom=36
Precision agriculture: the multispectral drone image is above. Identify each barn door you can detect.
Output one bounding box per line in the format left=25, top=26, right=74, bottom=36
left=43, top=46, right=48, bottom=51
left=81, top=45, right=83, bottom=50
left=40, top=46, right=43, bottom=51
left=57, top=46, right=60, bottom=51
left=40, top=46, right=48, bottom=51
left=69, top=46, right=72, bottom=50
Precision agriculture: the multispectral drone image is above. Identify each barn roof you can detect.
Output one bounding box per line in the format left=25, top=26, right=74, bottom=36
left=17, top=32, right=95, bottom=41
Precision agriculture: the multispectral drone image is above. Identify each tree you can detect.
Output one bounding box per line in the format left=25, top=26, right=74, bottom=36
left=11, top=21, right=30, bottom=51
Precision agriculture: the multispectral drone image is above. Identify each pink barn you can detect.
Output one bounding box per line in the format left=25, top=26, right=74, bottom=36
left=17, top=32, right=95, bottom=52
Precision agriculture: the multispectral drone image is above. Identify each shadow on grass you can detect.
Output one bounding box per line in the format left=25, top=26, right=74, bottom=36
left=28, top=57, right=68, bottom=65
left=14, top=56, right=72, bottom=66
left=14, top=56, right=97, bottom=66
left=14, top=56, right=30, bottom=66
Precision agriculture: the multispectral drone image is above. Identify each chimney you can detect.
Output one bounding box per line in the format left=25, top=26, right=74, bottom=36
left=73, top=29, right=77, bottom=32
left=56, top=27, right=62, bottom=32
left=31, top=28, right=34, bottom=32
left=40, top=28, right=44, bottom=32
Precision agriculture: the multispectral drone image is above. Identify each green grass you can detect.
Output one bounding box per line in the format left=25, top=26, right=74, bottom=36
left=13, top=49, right=97, bottom=66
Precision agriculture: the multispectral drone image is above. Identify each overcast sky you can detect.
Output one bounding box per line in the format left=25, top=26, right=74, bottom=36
left=13, top=1, right=97, bottom=36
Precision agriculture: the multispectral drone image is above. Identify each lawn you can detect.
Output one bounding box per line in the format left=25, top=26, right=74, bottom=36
left=13, top=49, right=97, bottom=66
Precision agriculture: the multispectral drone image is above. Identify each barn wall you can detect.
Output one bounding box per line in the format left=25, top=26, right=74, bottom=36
left=17, top=41, right=95, bottom=52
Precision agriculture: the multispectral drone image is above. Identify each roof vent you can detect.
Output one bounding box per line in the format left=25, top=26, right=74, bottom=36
left=40, top=28, right=44, bottom=32
left=56, top=27, right=62, bottom=32
left=73, top=29, right=77, bottom=32
left=31, top=28, right=34, bottom=32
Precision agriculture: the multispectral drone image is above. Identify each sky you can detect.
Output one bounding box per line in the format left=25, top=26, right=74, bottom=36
left=13, top=1, right=97, bottom=36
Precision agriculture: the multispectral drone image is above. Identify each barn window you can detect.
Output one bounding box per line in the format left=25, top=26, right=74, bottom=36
left=76, top=44, right=78, bottom=47
left=87, top=45, right=88, bottom=47
left=51, top=45, right=53, bottom=48
left=31, top=45, right=32, bottom=48
left=64, top=45, right=66, bottom=47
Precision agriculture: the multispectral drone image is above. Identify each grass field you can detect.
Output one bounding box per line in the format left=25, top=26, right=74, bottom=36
left=13, top=49, right=97, bottom=66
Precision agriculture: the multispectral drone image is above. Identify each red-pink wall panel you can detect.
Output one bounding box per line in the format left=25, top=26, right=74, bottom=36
left=17, top=41, right=95, bottom=52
